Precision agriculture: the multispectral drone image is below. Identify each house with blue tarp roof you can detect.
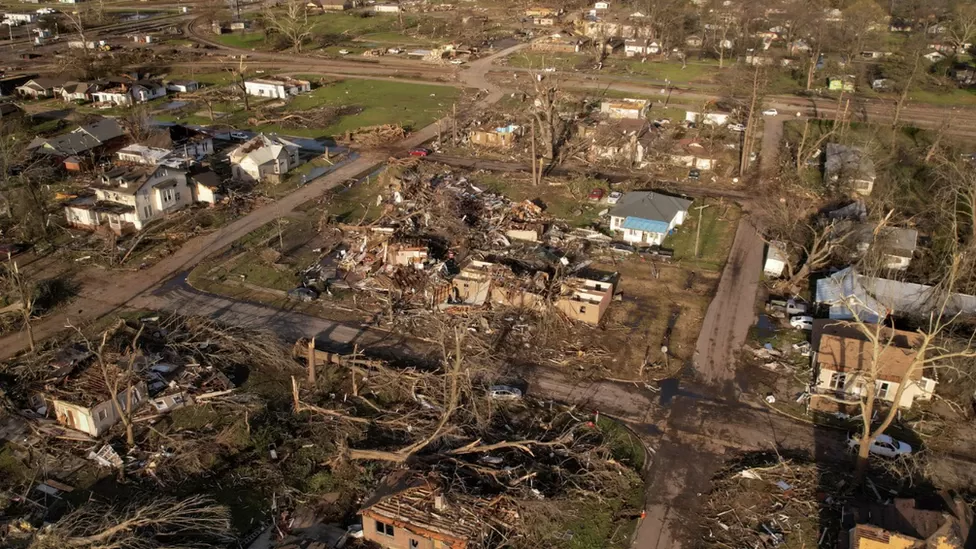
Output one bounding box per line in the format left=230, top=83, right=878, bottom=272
left=608, top=191, right=692, bottom=246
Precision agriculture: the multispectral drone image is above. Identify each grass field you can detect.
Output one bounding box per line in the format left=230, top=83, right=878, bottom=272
left=283, top=79, right=460, bottom=136
left=213, top=12, right=420, bottom=52
left=158, top=77, right=460, bottom=139
left=663, top=199, right=741, bottom=271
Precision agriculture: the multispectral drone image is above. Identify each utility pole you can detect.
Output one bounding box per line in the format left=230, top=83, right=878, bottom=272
left=693, top=201, right=711, bottom=259
left=530, top=118, right=537, bottom=186
left=452, top=103, right=457, bottom=147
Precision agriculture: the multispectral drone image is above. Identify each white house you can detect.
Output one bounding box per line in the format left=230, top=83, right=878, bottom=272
left=608, top=191, right=692, bottom=246
left=684, top=110, right=731, bottom=126
left=810, top=320, right=936, bottom=410
left=116, top=144, right=173, bottom=165
left=623, top=39, right=660, bottom=56
left=228, top=134, right=302, bottom=184
left=594, top=1, right=610, bottom=9
left=4, top=12, right=37, bottom=23
left=764, top=241, right=787, bottom=278
left=64, top=165, right=196, bottom=234
left=59, top=81, right=98, bottom=102
left=90, top=81, right=166, bottom=107
left=600, top=98, right=649, bottom=120
left=166, top=80, right=199, bottom=93
left=243, top=77, right=311, bottom=99
left=373, top=3, right=400, bottom=12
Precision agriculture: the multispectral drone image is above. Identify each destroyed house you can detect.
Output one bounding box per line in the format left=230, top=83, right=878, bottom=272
left=40, top=360, right=149, bottom=438
left=244, top=77, right=311, bottom=99
left=361, top=472, right=510, bottom=549
left=229, top=134, right=302, bottom=184
left=450, top=260, right=499, bottom=305
left=809, top=319, right=936, bottom=410
left=556, top=272, right=617, bottom=324
left=842, top=223, right=919, bottom=271
left=581, top=119, right=654, bottom=165
left=825, top=143, right=876, bottom=196
left=468, top=123, right=522, bottom=148
left=844, top=498, right=975, bottom=549
left=600, top=98, right=649, bottom=120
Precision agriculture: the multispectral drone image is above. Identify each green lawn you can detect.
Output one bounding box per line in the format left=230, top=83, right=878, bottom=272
left=214, top=31, right=268, bottom=50
left=282, top=79, right=460, bottom=136
left=475, top=173, right=609, bottom=227
left=663, top=199, right=741, bottom=271
left=165, top=71, right=238, bottom=87
left=214, top=13, right=420, bottom=52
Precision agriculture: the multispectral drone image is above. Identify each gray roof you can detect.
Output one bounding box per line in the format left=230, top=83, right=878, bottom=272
left=608, top=191, right=692, bottom=223
left=28, top=117, right=124, bottom=155
left=848, top=224, right=918, bottom=258
left=815, top=267, right=976, bottom=322
left=825, top=143, right=876, bottom=183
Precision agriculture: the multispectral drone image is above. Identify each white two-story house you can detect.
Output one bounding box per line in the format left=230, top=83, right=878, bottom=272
left=64, top=165, right=195, bottom=234
left=90, top=81, right=166, bottom=107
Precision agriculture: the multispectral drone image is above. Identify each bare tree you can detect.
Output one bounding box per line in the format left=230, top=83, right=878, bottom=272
left=92, top=322, right=144, bottom=447
left=226, top=56, right=251, bottom=112
left=946, top=1, right=976, bottom=55
left=816, top=257, right=976, bottom=482
left=262, top=0, right=314, bottom=53
left=3, top=259, right=36, bottom=353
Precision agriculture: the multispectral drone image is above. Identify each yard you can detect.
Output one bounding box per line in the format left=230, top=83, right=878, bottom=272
left=157, top=77, right=462, bottom=139
left=663, top=198, right=741, bottom=271
left=213, top=12, right=423, bottom=52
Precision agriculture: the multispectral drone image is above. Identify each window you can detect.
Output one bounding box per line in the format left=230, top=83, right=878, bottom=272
left=410, top=540, right=420, bottom=549
left=144, top=206, right=151, bottom=218
left=579, top=306, right=586, bottom=313
left=829, top=373, right=847, bottom=390
left=877, top=381, right=891, bottom=399
left=96, top=409, right=108, bottom=421
left=175, top=192, right=180, bottom=201
left=375, top=520, right=394, bottom=537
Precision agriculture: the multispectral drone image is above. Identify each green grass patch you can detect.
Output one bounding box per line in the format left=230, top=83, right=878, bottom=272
left=165, top=71, right=237, bottom=87
left=214, top=31, right=267, bottom=50
left=282, top=79, right=460, bottom=136
left=597, top=416, right=645, bottom=470
left=663, top=199, right=741, bottom=271
left=507, top=53, right=722, bottom=84
left=476, top=173, right=609, bottom=228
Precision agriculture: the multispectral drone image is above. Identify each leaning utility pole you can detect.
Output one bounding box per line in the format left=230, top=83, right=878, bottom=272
left=693, top=202, right=711, bottom=258
left=530, top=119, right=537, bottom=186
left=452, top=103, right=457, bottom=147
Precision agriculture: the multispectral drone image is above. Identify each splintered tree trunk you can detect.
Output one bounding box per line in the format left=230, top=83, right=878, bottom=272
left=855, top=438, right=871, bottom=480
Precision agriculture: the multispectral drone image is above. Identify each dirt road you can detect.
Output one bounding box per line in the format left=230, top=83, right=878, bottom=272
left=692, top=218, right=764, bottom=391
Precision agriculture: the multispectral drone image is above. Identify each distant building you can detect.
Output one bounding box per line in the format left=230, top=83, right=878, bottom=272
left=530, top=31, right=589, bottom=53
left=684, top=110, right=731, bottom=126
left=16, top=77, right=65, bottom=99
left=825, top=143, right=875, bottom=195
left=828, top=76, right=856, bottom=92
left=165, top=80, right=199, bottom=93
left=116, top=144, right=173, bottom=166
left=243, top=77, right=311, bottom=99
left=599, top=98, right=649, bottom=120
left=608, top=191, right=692, bottom=246
left=373, top=3, right=401, bottom=12
left=90, top=81, right=166, bottom=107
left=624, top=39, right=660, bottom=56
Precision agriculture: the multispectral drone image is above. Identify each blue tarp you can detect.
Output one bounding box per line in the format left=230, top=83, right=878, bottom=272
left=621, top=216, right=669, bottom=235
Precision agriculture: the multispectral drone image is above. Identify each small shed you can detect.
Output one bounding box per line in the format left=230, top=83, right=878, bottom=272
left=764, top=241, right=787, bottom=278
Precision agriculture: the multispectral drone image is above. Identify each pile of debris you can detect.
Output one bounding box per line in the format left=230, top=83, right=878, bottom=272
left=247, top=105, right=363, bottom=130
left=702, top=454, right=851, bottom=549
left=339, top=124, right=407, bottom=148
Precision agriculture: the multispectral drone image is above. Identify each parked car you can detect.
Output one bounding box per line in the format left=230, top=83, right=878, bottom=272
left=607, top=191, right=622, bottom=204
left=588, top=188, right=605, bottom=201
left=609, top=242, right=636, bottom=255
left=688, top=168, right=701, bottom=180
left=762, top=108, right=779, bottom=116
left=728, top=123, right=746, bottom=132
left=408, top=147, right=431, bottom=157
left=789, top=315, right=814, bottom=330
left=287, top=287, right=319, bottom=302
left=0, top=243, right=27, bottom=259
left=338, top=49, right=350, bottom=55
left=637, top=245, right=674, bottom=260
left=543, top=67, right=557, bottom=72
left=450, top=59, right=465, bottom=65
left=848, top=434, right=913, bottom=458
left=230, top=131, right=249, bottom=141
left=488, top=385, right=523, bottom=400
